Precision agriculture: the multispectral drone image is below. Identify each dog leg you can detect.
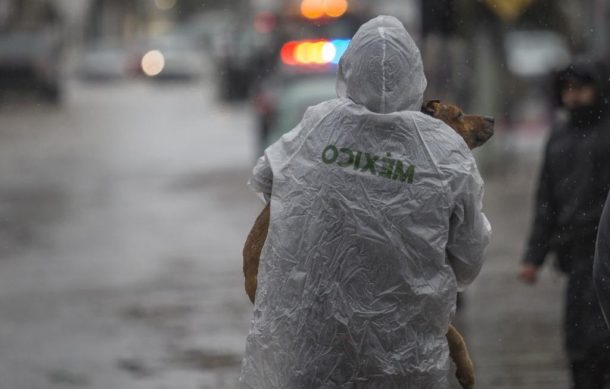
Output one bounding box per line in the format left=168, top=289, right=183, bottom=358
left=243, top=204, right=270, bottom=303
left=447, top=324, right=475, bottom=389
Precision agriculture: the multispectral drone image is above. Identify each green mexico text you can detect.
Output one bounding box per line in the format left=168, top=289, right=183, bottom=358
left=321, top=145, right=415, bottom=183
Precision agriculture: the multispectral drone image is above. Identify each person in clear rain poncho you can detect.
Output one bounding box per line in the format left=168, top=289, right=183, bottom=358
left=240, top=16, right=491, bottom=389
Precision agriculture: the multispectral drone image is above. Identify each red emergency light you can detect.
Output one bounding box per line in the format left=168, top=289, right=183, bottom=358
left=280, top=39, right=350, bottom=66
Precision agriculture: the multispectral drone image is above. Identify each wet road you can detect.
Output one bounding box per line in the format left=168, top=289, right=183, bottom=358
left=0, top=80, right=569, bottom=388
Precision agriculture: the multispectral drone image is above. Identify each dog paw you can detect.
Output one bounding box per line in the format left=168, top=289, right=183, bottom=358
left=456, top=371, right=475, bottom=389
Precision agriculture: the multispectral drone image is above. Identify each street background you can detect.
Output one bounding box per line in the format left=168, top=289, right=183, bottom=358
left=0, top=0, right=609, bottom=388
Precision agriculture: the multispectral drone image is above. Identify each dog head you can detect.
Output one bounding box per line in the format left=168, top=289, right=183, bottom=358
left=421, top=100, right=494, bottom=150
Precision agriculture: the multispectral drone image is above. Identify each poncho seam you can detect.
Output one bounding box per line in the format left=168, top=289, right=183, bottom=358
left=378, top=26, right=387, bottom=114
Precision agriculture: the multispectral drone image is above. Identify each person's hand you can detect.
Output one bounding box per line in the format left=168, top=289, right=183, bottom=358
left=518, top=263, right=540, bottom=284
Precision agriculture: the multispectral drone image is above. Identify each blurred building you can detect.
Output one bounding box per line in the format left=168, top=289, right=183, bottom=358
left=584, top=0, right=610, bottom=57
left=419, top=0, right=609, bottom=131
left=80, top=0, right=249, bottom=43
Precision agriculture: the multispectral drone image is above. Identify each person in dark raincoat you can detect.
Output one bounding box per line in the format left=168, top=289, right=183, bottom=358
left=594, top=191, right=610, bottom=328
left=518, top=59, right=610, bottom=388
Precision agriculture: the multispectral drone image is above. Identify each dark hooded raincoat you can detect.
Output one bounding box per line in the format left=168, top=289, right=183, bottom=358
left=523, top=60, right=610, bottom=361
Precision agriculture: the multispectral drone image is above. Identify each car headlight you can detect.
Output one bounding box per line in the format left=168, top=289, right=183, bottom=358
left=141, top=50, right=165, bottom=76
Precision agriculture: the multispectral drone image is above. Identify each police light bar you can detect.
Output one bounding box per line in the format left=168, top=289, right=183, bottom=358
left=280, top=39, right=350, bottom=66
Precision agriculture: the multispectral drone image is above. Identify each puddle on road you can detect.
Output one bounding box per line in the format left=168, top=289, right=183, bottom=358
left=169, top=348, right=242, bottom=370
left=0, top=185, right=68, bottom=256
left=115, top=348, right=241, bottom=382
left=168, top=168, right=252, bottom=205
left=46, top=368, right=90, bottom=387
left=121, top=303, right=194, bottom=322
left=117, top=299, right=243, bottom=378
left=116, top=357, right=157, bottom=378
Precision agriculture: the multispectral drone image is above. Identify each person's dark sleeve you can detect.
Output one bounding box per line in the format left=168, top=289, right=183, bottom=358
left=597, top=137, right=610, bottom=201
left=523, top=145, right=557, bottom=267
left=594, top=190, right=610, bottom=328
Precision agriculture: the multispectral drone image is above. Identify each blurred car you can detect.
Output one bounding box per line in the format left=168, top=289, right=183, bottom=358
left=0, top=1, right=63, bottom=102
left=249, top=0, right=374, bottom=154
left=131, top=32, right=210, bottom=80
left=252, top=5, right=358, bottom=150
left=259, top=73, right=336, bottom=155
left=79, top=42, right=128, bottom=81
left=216, top=0, right=368, bottom=102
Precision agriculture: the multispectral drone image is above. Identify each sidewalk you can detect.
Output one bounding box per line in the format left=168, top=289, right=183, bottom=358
left=458, top=155, right=570, bottom=388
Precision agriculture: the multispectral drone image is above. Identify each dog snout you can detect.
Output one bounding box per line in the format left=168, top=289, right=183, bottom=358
left=477, top=116, right=495, bottom=146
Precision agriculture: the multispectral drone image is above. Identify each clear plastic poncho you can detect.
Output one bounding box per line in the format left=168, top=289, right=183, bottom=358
left=240, top=15, right=491, bottom=389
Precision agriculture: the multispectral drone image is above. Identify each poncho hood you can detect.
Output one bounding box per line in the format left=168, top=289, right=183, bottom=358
left=336, top=15, right=427, bottom=113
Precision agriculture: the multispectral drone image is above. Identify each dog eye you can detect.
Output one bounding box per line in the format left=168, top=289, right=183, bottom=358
left=456, top=112, right=464, bottom=120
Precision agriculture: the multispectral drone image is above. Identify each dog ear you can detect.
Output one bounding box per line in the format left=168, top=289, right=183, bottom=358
left=421, top=100, right=441, bottom=116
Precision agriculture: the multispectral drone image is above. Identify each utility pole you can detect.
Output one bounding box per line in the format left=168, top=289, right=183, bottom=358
left=591, top=0, right=609, bottom=59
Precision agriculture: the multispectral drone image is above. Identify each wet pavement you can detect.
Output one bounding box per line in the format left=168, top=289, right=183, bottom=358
left=0, top=80, right=570, bottom=388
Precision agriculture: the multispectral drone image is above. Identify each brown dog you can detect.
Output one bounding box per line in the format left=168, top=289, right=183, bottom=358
left=421, top=100, right=495, bottom=149
left=243, top=100, right=494, bottom=389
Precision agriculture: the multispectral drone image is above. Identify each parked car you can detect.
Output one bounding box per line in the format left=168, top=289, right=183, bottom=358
left=79, top=41, right=128, bottom=81
left=253, top=31, right=353, bottom=150
left=0, top=1, right=63, bottom=102
left=130, top=32, right=210, bottom=80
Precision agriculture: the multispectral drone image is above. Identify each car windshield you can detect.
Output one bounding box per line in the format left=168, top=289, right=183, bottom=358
left=266, top=75, right=336, bottom=147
